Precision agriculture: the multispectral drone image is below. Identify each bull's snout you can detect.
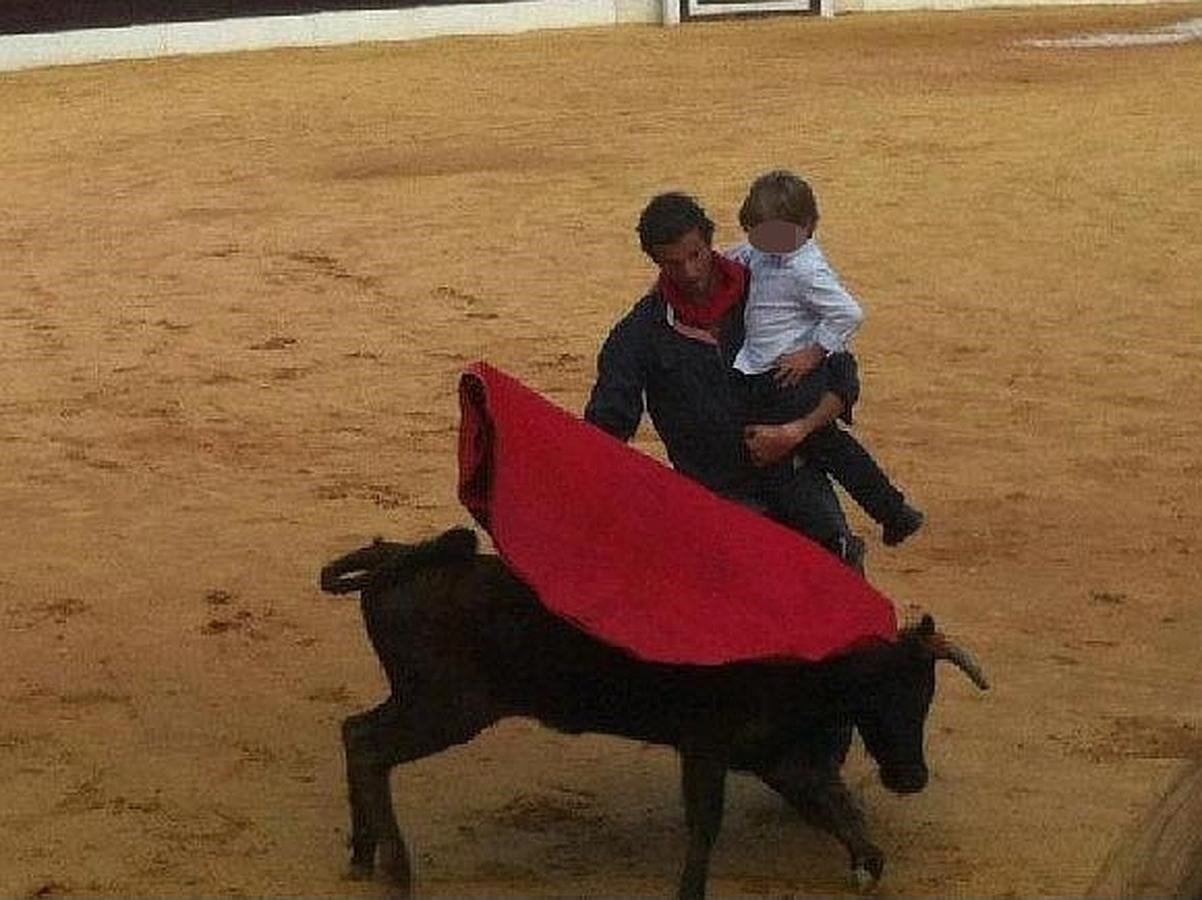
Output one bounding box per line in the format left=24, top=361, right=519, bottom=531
left=879, top=763, right=928, bottom=794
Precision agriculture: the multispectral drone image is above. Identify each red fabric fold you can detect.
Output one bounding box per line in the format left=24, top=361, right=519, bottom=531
left=458, top=361, right=897, bottom=665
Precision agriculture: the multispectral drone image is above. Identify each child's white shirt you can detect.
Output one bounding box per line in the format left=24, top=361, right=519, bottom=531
left=725, top=238, right=864, bottom=376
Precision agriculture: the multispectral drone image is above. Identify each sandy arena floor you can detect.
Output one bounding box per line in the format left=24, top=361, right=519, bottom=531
left=2, top=3, right=1201, bottom=895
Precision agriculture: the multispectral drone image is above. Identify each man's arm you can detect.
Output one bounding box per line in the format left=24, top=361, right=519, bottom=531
left=744, top=391, right=844, bottom=467
left=745, top=351, right=861, bottom=466
left=583, top=310, right=649, bottom=441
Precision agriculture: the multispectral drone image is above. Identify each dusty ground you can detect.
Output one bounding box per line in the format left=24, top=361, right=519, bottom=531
left=2, top=3, right=1201, bottom=896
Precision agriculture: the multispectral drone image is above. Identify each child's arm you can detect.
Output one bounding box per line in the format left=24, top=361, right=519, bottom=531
left=807, top=252, right=864, bottom=349
left=773, top=345, right=829, bottom=386
left=774, top=247, right=863, bottom=385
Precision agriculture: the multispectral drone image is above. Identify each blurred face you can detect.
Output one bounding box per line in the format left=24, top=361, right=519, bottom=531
left=747, top=219, right=809, bottom=254
left=650, top=228, right=715, bottom=303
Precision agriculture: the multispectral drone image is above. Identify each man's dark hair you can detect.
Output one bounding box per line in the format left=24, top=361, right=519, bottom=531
left=637, top=192, right=715, bottom=256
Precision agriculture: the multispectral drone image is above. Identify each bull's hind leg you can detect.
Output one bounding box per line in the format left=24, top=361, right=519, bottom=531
left=342, top=697, right=492, bottom=893
left=758, top=752, right=884, bottom=889
left=678, top=751, right=728, bottom=900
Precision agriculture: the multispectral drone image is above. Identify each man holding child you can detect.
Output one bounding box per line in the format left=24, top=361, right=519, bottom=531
left=585, top=176, right=923, bottom=569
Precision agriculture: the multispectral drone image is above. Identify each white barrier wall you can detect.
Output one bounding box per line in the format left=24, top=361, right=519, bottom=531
left=0, top=0, right=1191, bottom=73
left=837, top=0, right=1187, bottom=12
left=0, top=0, right=659, bottom=72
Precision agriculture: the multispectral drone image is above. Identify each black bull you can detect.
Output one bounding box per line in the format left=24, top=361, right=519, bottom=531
left=320, top=527, right=988, bottom=898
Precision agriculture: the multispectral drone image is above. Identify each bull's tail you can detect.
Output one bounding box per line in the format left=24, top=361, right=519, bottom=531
left=320, top=527, right=479, bottom=595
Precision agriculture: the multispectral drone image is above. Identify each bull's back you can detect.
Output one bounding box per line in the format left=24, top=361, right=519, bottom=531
left=330, top=530, right=837, bottom=761
left=476, top=600, right=829, bottom=755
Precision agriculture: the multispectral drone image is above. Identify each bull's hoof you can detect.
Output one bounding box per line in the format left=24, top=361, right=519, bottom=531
left=850, top=849, right=884, bottom=892
left=378, top=840, right=413, bottom=895
left=345, top=860, right=375, bottom=882
left=851, top=865, right=878, bottom=892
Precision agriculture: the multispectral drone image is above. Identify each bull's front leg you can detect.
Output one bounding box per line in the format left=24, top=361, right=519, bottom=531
left=678, top=750, right=728, bottom=900
left=342, top=702, right=413, bottom=892
left=759, top=752, right=884, bottom=889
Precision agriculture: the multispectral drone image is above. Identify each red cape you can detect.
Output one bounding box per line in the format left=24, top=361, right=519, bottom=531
left=458, top=361, right=896, bottom=665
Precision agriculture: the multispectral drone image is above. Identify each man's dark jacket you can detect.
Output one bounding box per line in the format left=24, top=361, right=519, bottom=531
left=584, top=290, right=859, bottom=506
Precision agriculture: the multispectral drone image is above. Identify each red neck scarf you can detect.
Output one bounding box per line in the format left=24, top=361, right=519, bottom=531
left=657, top=253, right=747, bottom=330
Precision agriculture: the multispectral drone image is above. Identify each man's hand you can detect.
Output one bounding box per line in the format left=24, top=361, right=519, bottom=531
left=744, top=422, right=806, bottom=467
left=773, top=345, right=826, bottom=386
left=745, top=390, right=845, bottom=467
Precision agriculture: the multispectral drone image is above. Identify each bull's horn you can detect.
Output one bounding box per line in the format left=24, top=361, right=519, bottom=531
left=929, top=634, right=990, bottom=690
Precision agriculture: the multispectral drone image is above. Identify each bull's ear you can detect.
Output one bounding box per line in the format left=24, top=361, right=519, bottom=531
left=898, top=607, right=935, bottom=634
left=437, top=527, right=479, bottom=559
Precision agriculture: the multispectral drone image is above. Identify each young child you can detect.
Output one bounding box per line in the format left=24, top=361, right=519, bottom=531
left=727, top=169, right=923, bottom=546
